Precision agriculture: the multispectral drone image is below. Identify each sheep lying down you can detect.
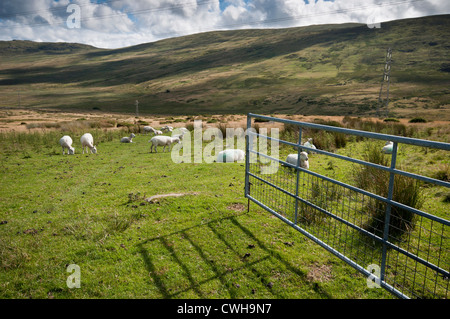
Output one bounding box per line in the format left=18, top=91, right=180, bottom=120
left=382, top=141, right=394, bottom=154
left=216, top=149, right=245, bottom=163
left=121, top=133, right=136, bottom=143
left=285, top=152, right=309, bottom=169
left=149, top=136, right=180, bottom=152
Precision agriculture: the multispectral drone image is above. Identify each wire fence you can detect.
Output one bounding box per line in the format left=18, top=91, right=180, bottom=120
left=244, top=113, right=449, bottom=299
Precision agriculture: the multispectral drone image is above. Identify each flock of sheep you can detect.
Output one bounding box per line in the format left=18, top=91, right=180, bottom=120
left=57, top=124, right=253, bottom=163
left=58, top=125, right=187, bottom=156
left=59, top=133, right=97, bottom=155
left=58, top=123, right=393, bottom=169
left=58, top=124, right=314, bottom=166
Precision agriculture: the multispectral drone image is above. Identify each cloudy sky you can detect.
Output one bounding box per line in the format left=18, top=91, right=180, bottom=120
left=0, top=0, right=449, bottom=49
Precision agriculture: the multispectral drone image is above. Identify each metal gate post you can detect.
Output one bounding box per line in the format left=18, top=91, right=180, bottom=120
left=245, top=115, right=252, bottom=200
left=294, top=127, right=303, bottom=224
left=380, top=141, right=398, bottom=283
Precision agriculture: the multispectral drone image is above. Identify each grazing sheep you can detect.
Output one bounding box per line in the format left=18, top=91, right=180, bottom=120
left=303, top=138, right=317, bottom=153
left=171, top=133, right=184, bottom=141
left=120, top=133, right=136, bottom=143
left=80, top=133, right=97, bottom=154
left=171, top=128, right=189, bottom=141
left=59, top=135, right=75, bottom=155
left=154, top=130, right=163, bottom=135
left=149, top=135, right=180, bottom=152
left=382, top=141, right=394, bottom=154
left=216, top=149, right=245, bottom=163
left=286, top=152, right=309, bottom=169
left=161, top=125, right=173, bottom=132
left=143, top=126, right=156, bottom=135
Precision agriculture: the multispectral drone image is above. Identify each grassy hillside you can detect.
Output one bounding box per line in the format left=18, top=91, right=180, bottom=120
left=0, top=15, right=449, bottom=120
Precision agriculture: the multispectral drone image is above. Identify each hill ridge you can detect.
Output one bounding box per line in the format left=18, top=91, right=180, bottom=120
left=0, top=14, right=449, bottom=120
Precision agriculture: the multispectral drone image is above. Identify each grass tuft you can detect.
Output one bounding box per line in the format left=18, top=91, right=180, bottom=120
left=353, top=143, right=424, bottom=239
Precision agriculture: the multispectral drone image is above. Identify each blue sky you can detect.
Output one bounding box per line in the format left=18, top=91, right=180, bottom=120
left=0, top=0, right=448, bottom=48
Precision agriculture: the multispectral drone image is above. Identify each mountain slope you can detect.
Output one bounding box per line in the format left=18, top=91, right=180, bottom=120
left=1, top=14, right=449, bottom=119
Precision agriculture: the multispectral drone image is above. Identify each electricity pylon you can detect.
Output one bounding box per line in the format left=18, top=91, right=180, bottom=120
left=377, top=48, right=392, bottom=118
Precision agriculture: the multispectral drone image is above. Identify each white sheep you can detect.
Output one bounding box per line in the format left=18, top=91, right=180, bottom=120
left=171, top=133, right=184, bottom=141
left=120, top=133, right=136, bottom=143
left=303, top=138, right=317, bottom=153
left=171, top=128, right=189, bottom=141
left=154, top=130, right=163, bottom=135
left=149, top=135, right=180, bottom=153
left=216, top=149, right=245, bottom=163
left=161, top=125, right=173, bottom=132
left=59, top=135, right=75, bottom=155
left=80, top=133, right=97, bottom=154
left=286, top=152, right=309, bottom=169
left=382, top=141, right=394, bottom=154
left=143, top=126, right=156, bottom=135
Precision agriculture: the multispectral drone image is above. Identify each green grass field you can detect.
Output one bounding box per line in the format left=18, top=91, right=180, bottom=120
left=0, top=126, right=388, bottom=299
left=0, top=117, right=448, bottom=299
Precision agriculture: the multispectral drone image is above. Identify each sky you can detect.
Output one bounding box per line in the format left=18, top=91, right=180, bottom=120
left=0, top=0, right=449, bottom=49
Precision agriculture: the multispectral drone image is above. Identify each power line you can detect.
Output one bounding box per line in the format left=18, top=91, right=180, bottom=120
left=0, top=0, right=216, bottom=21
left=0, top=0, right=136, bottom=19
left=0, top=0, right=425, bottom=33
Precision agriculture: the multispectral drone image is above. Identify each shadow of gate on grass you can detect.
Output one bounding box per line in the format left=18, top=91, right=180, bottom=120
left=136, top=214, right=332, bottom=299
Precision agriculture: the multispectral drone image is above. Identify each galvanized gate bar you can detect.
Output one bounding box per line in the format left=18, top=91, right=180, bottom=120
left=381, top=142, right=398, bottom=283
left=245, top=113, right=450, bottom=299
left=294, top=127, right=303, bottom=224
left=246, top=195, right=408, bottom=299
left=247, top=113, right=450, bottom=150
left=250, top=149, right=450, bottom=226
left=247, top=130, right=450, bottom=188
left=247, top=169, right=448, bottom=278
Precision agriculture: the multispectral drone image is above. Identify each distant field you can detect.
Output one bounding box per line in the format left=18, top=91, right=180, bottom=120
left=0, top=14, right=449, bottom=120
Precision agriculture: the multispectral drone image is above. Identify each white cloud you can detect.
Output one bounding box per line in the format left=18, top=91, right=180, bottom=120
left=0, top=0, right=449, bottom=48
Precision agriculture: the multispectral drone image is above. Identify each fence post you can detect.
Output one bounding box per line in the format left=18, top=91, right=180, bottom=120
left=245, top=115, right=252, bottom=200
left=294, top=127, right=303, bottom=224
left=380, top=141, right=398, bottom=282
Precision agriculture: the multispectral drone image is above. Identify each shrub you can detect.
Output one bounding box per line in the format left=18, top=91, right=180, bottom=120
left=433, top=164, right=450, bottom=182
left=353, top=142, right=424, bottom=240
left=185, top=123, right=194, bottom=131
left=333, top=132, right=347, bottom=149
left=362, top=175, right=424, bottom=240
left=409, top=117, right=427, bottom=123
left=444, top=193, right=450, bottom=203
left=312, top=131, right=334, bottom=151
left=297, top=179, right=328, bottom=226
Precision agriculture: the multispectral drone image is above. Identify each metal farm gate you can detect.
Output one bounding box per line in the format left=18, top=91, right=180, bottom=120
left=244, top=113, right=449, bottom=299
